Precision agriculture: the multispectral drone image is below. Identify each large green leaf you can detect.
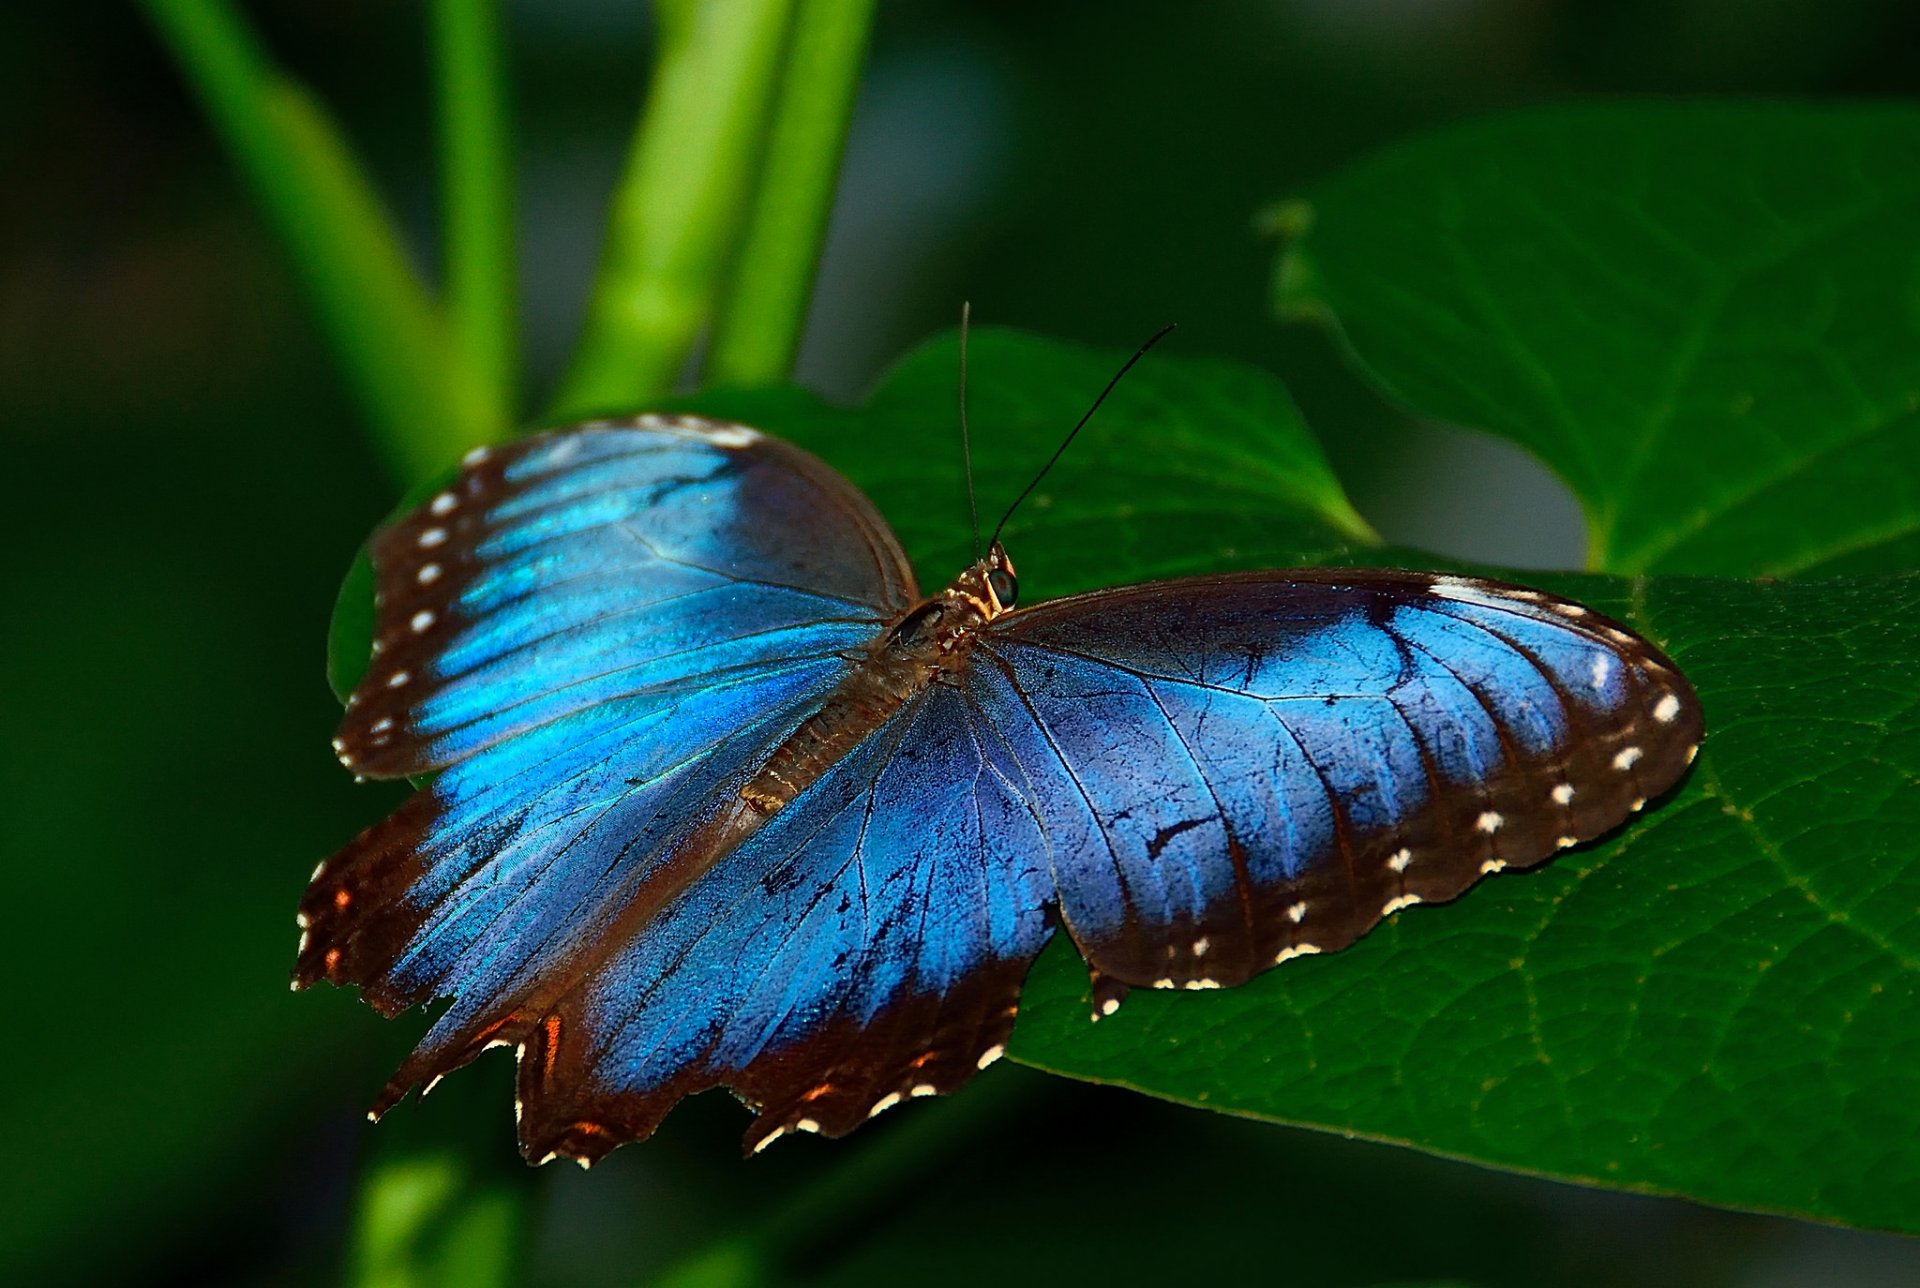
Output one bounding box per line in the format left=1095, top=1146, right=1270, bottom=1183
left=1013, top=571, right=1920, bottom=1234
left=1272, top=102, right=1920, bottom=578
left=324, top=331, right=1918, bottom=1233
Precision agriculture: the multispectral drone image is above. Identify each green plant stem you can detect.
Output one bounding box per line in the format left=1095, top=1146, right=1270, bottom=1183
left=432, top=0, right=518, bottom=419
left=346, top=1152, right=523, bottom=1288
left=549, top=0, right=797, bottom=418
left=140, top=0, right=501, bottom=485
left=706, top=0, right=877, bottom=388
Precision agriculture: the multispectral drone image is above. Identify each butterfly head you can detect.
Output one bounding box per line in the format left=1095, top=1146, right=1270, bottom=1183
left=884, top=545, right=1018, bottom=656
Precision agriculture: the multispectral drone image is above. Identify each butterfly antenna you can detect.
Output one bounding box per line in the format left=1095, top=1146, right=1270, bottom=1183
left=989, top=322, right=1177, bottom=547
left=959, top=301, right=981, bottom=560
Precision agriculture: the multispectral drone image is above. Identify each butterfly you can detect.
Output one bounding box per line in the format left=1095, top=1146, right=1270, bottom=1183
left=295, top=396, right=1702, bottom=1167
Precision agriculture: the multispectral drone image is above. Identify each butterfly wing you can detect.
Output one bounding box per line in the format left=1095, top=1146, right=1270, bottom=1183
left=330, top=416, right=915, bottom=779
left=511, top=682, right=1055, bottom=1163
left=295, top=417, right=917, bottom=1056
left=971, top=570, right=1702, bottom=998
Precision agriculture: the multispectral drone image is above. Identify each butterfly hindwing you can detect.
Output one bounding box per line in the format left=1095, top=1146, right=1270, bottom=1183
left=511, top=683, right=1054, bottom=1163
left=973, top=570, right=1702, bottom=999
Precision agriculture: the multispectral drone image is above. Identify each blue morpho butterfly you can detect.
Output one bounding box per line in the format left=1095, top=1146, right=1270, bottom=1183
left=294, top=332, right=1702, bottom=1167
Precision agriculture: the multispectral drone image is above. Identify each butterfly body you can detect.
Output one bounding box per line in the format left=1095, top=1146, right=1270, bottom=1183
left=296, top=415, right=1701, bottom=1165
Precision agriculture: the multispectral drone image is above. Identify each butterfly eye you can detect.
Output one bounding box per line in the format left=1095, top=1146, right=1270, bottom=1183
left=889, top=602, right=946, bottom=646
left=987, top=569, right=1018, bottom=609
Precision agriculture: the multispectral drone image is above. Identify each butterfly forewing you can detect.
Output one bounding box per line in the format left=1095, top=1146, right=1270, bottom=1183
left=331, top=418, right=917, bottom=779
left=975, top=571, right=1701, bottom=996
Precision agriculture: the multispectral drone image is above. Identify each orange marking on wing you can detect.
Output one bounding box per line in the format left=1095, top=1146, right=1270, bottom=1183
left=323, top=947, right=342, bottom=972
left=334, top=889, right=352, bottom=909
left=542, top=1014, right=563, bottom=1082
left=802, top=1082, right=834, bottom=1101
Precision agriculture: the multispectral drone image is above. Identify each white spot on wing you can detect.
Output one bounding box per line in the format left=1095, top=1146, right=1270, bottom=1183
left=1552, top=783, right=1575, bottom=805
left=910, top=1083, right=937, bottom=1097
left=462, top=445, right=491, bottom=467
left=1274, top=944, right=1322, bottom=965
left=430, top=491, right=458, bottom=516
left=417, top=563, right=442, bottom=585
left=1480, top=859, right=1508, bottom=874
left=976, top=1044, right=1005, bottom=1070
left=1382, top=894, right=1424, bottom=915
left=386, top=670, right=411, bottom=688
left=751, top=1126, right=785, bottom=1154
left=1589, top=653, right=1613, bottom=689
left=1428, top=577, right=1527, bottom=613
left=1476, top=811, right=1503, bottom=833
left=1287, top=901, right=1308, bottom=923
left=1614, top=746, right=1643, bottom=771
left=417, top=527, right=447, bottom=548
left=868, top=1092, right=901, bottom=1119
left=1192, top=936, right=1210, bottom=957
left=1098, top=997, right=1120, bottom=1017
left=1654, top=694, right=1681, bottom=723
left=701, top=424, right=761, bottom=448
left=411, top=610, right=435, bottom=633
left=1387, top=847, right=1412, bottom=872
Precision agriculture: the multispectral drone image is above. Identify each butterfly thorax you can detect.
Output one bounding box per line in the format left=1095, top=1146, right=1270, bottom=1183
left=738, top=552, right=1015, bottom=817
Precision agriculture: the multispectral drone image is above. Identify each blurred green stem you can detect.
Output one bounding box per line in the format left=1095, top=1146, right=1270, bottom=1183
left=549, top=0, right=798, bottom=417
left=347, top=1152, right=524, bottom=1288
left=432, top=0, right=518, bottom=419
left=139, top=0, right=502, bottom=484
left=706, top=0, right=877, bottom=387
left=649, top=1068, right=1048, bottom=1286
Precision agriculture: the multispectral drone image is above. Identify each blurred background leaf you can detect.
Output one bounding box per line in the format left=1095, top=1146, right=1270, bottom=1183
left=1272, top=102, right=1920, bottom=578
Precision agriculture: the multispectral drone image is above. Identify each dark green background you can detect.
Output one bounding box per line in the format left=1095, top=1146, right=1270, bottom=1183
left=8, top=2, right=1920, bottom=1284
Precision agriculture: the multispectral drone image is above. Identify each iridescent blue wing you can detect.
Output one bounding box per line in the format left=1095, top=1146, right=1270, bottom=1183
left=329, top=416, right=914, bottom=779
left=294, top=417, right=917, bottom=1042
left=509, top=683, right=1055, bottom=1163
left=970, top=570, right=1702, bottom=1001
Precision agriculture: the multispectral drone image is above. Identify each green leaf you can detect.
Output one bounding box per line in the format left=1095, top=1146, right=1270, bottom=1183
left=1272, top=102, right=1920, bottom=578
left=1013, top=571, right=1920, bottom=1234
left=688, top=328, right=1380, bottom=581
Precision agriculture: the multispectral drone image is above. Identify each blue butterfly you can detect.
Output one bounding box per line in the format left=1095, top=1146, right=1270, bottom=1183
left=295, top=408, right=1701, bottom=1166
